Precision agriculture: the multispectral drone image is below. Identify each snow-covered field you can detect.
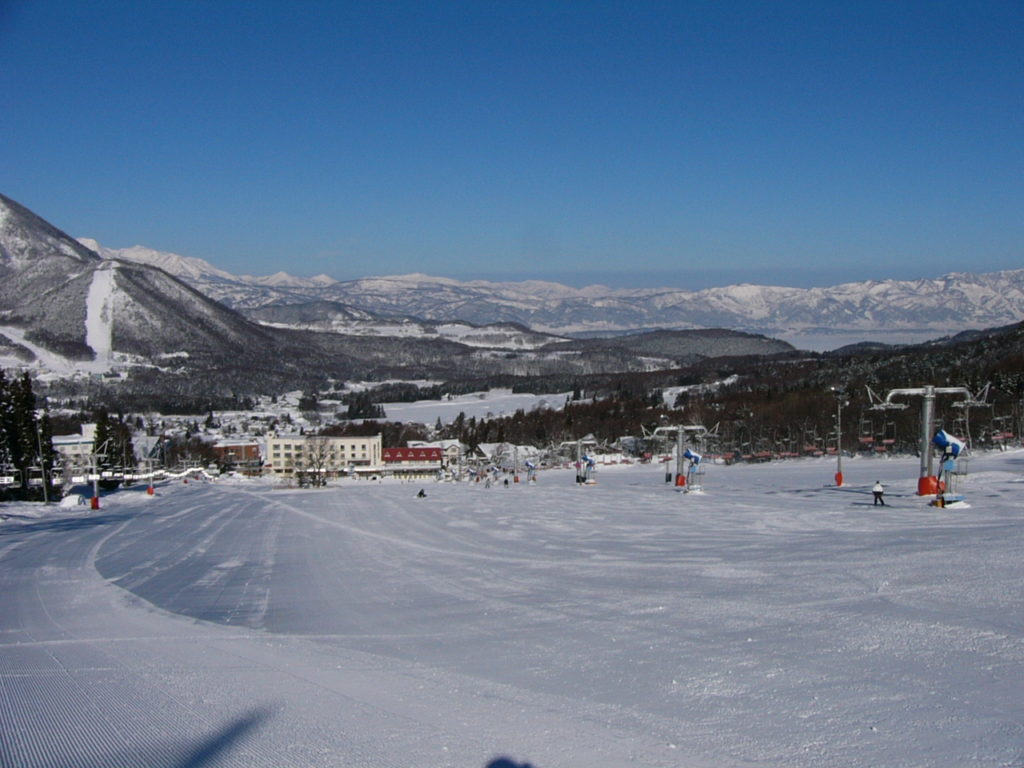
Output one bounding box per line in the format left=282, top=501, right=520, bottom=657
left=2, top=452, right=1023, bottom=767
left=379, top=388, right=574, bottom=425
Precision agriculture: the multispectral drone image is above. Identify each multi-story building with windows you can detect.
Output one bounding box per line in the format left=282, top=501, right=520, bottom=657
left=264, top=433, right=382, bottom=478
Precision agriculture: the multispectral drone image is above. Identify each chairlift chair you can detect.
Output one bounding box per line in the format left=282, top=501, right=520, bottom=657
left=26, top=466, right=45, bottom=488
left=0, top=467, right=22, bottom=489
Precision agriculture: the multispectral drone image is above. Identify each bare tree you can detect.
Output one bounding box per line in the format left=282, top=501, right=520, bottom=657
left=301, top=435, right=331, bottom=487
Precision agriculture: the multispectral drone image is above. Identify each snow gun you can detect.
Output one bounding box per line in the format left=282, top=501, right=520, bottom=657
left=932, top=429, right=965, bottom=459
left=683, top=448, right=702, bottom=465
left=524, top=461, right=537, bottom=470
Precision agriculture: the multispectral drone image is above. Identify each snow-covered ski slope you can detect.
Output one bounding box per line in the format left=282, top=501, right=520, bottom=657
left=83, top=262, right=115, bottom=371
left=2, top=452, right=1023, bottom=767
left=378, top=387, right=573, bottom=424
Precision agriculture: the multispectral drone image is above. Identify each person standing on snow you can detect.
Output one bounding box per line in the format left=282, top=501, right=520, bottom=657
left=872, top=481, right=885, bottom=506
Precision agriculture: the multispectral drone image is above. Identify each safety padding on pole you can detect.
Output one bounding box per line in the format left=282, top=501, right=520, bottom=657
left=835, top=472, right=844, bottom=487
left=90, top=496, right=100, bottom=510
left=917, top=475, right=940, bottom=496
left=675, top=474, right=686, bottom=487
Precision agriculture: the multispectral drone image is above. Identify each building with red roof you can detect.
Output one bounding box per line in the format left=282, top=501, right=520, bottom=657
left=382, top=446, right=443, bottom=479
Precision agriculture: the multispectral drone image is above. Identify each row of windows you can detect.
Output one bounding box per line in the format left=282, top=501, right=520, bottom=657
left=274, top=442, right=373, bottom=451
left=271, top=449, right=370, bottom=457
left=266, top=439, right=380, bottom=467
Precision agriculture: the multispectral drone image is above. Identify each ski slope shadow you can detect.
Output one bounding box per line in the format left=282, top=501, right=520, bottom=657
left=169, top=707, right=273, bottom=768
left=78, top=706, right=273, bottom=768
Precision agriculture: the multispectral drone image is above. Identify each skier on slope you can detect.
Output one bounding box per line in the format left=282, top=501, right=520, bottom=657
left=872, top=481, right=885, bottom=506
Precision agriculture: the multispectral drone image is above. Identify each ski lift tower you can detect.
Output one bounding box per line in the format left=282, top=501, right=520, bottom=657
left=88, top=438, right=112, bottom=509
left=650, top=424, right=710, bottom=490
left=831, top=386, right=849, bottom=487
left=562, top=438, right=598, bottom=485
left=867, top=385, right=976, bottom=495
left=649, top=425, right=684, bottom=484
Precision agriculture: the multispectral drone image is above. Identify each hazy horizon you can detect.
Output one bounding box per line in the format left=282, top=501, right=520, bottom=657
left=82, top=234, right=1016, bottom=293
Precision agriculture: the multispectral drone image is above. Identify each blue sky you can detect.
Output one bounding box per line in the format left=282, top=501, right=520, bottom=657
left=2, top=1, right=1021, bottom=289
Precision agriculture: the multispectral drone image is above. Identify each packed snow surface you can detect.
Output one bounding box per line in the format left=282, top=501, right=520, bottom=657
left=84, top=263, right=115, bottom=371
left=0, top=324, right=80, bottom=376
left=2, top=452, right=1023, bottom=767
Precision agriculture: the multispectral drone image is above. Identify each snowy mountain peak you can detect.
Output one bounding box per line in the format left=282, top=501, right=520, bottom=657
left=1, top=194, right=99, bottom=268
left=79, top=239, right=334, bottom=289
left=241, top=270, right=335, bottom=288
left=79, top=239, right=240, bottom=283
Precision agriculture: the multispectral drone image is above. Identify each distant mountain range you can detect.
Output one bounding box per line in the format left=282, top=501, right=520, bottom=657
left=82, top=239, right=1024, bottom=350
left=0, top=193, right=793, bottom=397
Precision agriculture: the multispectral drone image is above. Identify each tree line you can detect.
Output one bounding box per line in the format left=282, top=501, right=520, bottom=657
left=319, top=322, right=1024, bottom=458
left=0, top=370, right=57, bottom=500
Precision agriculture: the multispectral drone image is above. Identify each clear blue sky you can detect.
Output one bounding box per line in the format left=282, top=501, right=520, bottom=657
left=2, top=1, right=1021, bottom=289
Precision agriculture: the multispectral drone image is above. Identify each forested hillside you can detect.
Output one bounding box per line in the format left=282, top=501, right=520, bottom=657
left=329, top=321, right=1024, bottom=456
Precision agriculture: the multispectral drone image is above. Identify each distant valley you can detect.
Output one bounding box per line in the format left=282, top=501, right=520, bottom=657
left=0, top=194, right=790, bottom=399
left=82, top=239, right=1024, bottom=350
left=4, top=192, right=1024, bottom=408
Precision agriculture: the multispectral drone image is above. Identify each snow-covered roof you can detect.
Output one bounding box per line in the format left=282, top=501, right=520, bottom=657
left=408, top=440, right=464, bottom=451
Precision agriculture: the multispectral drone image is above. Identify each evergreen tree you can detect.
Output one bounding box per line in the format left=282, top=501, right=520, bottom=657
left=92, top=410, right=115, bottom=471
left=0, top=370, right=13, bottom=472
left=11, top=373, right=40, bottom=486
left=345, top=391, right=385, bottom=419
left=0, top=372, right=57, bottom=500
left=92, top=409, right=135, bottom=480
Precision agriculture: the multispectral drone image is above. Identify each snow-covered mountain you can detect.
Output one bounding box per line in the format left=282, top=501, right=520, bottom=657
left=309, top=271, right=1024, bottom=345
left=80, top=239, right=341, bottom=307
left=0, top=195, right=792, bottom=392
left=77, top=239, right=242, bottom=284
left=0, top=195, right=301, bottom=381
left=82, top=239, right=1024, bottom=348
left=79, top=244, right=573, bottom=350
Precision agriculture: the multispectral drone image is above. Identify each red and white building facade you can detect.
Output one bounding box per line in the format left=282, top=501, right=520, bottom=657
left=382, top=447, right=443, bottom=479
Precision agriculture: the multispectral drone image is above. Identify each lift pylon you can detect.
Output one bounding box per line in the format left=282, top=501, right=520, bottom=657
left=650, top=424, right=710, bottom=491
left=867, top=385, right=981, bottom=495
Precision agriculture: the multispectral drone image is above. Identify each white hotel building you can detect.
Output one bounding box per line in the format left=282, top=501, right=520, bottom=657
left=264, top=433, right=383, bottom=478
